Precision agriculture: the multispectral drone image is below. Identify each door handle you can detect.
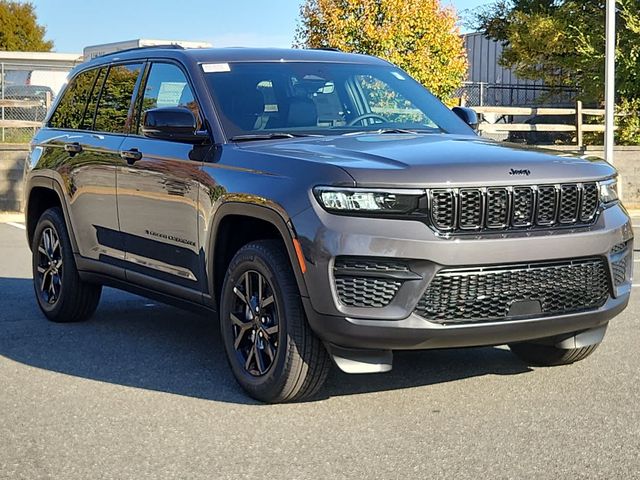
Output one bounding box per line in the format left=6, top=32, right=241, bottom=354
left=120, top=148, right=143, bottom=164
left=64, top=142, right=82, bottom=154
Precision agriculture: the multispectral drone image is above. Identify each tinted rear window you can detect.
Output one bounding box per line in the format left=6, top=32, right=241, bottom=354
left=81, top=68, right=107, bottom=130
left=93, top=63, right=143, bottom=134
left=48, top=69, right=98, bottom=130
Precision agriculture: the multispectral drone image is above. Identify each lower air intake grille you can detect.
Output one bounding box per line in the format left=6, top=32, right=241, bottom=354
left=333, top=257, right=411, bottom=308
left=610, top=242, right=631, bottom=286
left=414, top=258, right=610, bottom=324
left=334, top=258, right=411, bottom=273
left=612, top=259, right=627, bottom=286
left=335, top=277, right=401, bottom=308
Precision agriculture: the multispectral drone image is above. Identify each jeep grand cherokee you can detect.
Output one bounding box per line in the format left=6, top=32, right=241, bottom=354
left=24, top=46, right=632, bottom=402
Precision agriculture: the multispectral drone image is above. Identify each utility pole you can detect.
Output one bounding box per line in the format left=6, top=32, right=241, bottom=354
left=604, top=0, right=616, bottom=165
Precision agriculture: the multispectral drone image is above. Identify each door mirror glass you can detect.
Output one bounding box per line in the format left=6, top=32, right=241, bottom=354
left=452, top=106, right=479, bottom=131
left=141, top=107, right=206, bottom=143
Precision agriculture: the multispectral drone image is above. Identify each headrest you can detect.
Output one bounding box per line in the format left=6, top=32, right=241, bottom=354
left=287, top=97, right=317, bottom=127
left=228, top=88, right=265, bottom=130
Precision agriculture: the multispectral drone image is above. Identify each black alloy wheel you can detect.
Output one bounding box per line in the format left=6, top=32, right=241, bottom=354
left=31, top=207, right=102, bottom=322
left=230, top=270, right=280, bottom=376
left=36, top=226, right=63, bottom=305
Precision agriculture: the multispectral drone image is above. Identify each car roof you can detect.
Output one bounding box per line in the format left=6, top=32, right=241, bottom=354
left=81, top=46, right=390, bottom=69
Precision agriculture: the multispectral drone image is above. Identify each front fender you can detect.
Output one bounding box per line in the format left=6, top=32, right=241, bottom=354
left=204, top=201, right=310, bottom=310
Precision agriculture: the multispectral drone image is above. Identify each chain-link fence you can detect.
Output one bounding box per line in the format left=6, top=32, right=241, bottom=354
left=454, top=82, right=579, bottom=143
left=1, top=62, right=71, bottom=143
left=455, top=82, right=577, bottom=108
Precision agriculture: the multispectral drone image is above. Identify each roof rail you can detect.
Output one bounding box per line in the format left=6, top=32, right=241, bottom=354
left=308, top=47, right=341, bottom=52
left=92, top=44, right=185, bottom=60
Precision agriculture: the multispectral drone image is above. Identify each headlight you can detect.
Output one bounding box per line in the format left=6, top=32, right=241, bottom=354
left=599, top=179, right=618, bottom=205
left=313, top=187, right=425, bottom=215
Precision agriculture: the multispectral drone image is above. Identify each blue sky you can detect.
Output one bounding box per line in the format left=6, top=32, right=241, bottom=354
left=31, top=0, right=488, bottom=53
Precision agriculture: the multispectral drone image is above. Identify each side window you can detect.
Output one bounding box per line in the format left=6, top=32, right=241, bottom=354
left=49, top=68, right=98, bottom=129
left=354, top=74, right=434, bottom=126
left=137, top=62, right=201, bottom=133
left=80, top=67, right=107, bottom=130
left=94, top=63, right=143, bottom=134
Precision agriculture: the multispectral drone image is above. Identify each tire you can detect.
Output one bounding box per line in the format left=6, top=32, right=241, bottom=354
left=219, top=239, right=330, bottom=403
left=32, top=207, right=102, bottom=322
left=508, top=341, right=599, bottom=366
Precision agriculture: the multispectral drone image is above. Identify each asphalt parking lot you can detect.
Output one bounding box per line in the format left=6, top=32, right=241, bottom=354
left=1, top=219, right=639, bottom=479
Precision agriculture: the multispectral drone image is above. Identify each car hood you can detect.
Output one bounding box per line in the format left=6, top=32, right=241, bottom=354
left=239, top=134, right=615, bottom=187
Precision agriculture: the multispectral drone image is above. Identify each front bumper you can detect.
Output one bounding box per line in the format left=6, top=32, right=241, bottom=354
left=293, top=201, right=633, bottom=350
left=304, top=293, right=628, bottom=351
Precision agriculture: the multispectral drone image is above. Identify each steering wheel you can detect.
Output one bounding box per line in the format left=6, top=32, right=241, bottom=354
left=347, top=113, right=389, bottom=126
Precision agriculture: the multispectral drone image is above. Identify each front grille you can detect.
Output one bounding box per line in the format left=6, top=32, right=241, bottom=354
left=429, top=182, right=599, bottom=233
left=414, top=258, right=610, bottom=324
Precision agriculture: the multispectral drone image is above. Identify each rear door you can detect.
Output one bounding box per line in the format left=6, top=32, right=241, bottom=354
left=42, top=63, right=142, bottom=274
left=63, top=63, right=144, bottom=272
left=117, top=61, right=210, bottom=298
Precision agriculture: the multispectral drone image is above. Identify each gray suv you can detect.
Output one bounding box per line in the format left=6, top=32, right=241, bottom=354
left=24, top=46, right=632, bottom=402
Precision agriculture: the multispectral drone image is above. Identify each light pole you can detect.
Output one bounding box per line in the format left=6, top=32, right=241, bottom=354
left=604, top=0, right=616, bottom=165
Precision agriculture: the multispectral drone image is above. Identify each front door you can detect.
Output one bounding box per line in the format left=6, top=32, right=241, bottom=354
left=116, top=62, right=209, bottom=298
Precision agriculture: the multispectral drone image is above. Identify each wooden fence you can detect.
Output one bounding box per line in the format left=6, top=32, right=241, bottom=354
left=473, top=101, right=609, bottom=147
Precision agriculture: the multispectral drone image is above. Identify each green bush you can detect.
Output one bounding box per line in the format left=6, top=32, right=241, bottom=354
left=617, top=99, right=640, bottom=146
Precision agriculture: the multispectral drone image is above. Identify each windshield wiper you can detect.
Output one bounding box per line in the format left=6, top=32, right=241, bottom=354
left=230, top=132, right=321, bottom=142
left=342, top=128, right=423, bottom=136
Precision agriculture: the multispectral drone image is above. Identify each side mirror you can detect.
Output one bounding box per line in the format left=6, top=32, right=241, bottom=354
left=141, top=107, right=208, bottom=143
left=452, top=106, right=479, bottom=131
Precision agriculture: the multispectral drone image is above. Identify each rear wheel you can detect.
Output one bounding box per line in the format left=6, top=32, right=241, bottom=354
left=220, top=240, right=330, bottom=403
left=508, top=342, right=599, bottom=366
left=32, top=207, right=102, bottom=322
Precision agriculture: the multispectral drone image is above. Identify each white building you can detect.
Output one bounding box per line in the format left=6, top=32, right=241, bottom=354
left=0, top=51, right=82, bottom=95
left=83, top=39, right=212, bottom=61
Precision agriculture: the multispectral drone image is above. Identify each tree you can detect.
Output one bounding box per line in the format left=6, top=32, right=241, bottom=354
left=294, top=0, right=467, bottom=99
left=0, top=1, right=53, bottom=51
left=471, top=0, right=640, bottom=104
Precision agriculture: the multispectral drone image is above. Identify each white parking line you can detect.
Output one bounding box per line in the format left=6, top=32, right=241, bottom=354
left=6, top=222, right=26, bottom=230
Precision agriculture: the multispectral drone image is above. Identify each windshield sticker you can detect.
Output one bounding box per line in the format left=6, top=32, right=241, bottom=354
left=390, top=71, right=406, bottom=80
left=202, top=63, right=231, bottom=73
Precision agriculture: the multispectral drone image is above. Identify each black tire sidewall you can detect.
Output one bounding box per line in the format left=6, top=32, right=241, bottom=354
left=220, top=244, right=295, bottom=399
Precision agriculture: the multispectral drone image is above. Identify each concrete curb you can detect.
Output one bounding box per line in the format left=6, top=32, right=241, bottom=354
left=0, top=212, right=25, bottom=223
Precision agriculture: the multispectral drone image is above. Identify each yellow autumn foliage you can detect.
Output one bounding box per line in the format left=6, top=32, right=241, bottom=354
left=294, top=0, right=467, bottom=99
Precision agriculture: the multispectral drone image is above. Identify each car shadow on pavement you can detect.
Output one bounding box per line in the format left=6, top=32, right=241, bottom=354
left=0, top=278, right=532, bottom=405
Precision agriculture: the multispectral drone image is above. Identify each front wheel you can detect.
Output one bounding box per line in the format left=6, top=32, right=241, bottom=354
left=219, top=240, right=330, bottom=403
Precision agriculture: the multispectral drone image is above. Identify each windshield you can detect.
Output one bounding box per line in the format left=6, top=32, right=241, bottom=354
left=203, top=62, right=474, bottom=140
